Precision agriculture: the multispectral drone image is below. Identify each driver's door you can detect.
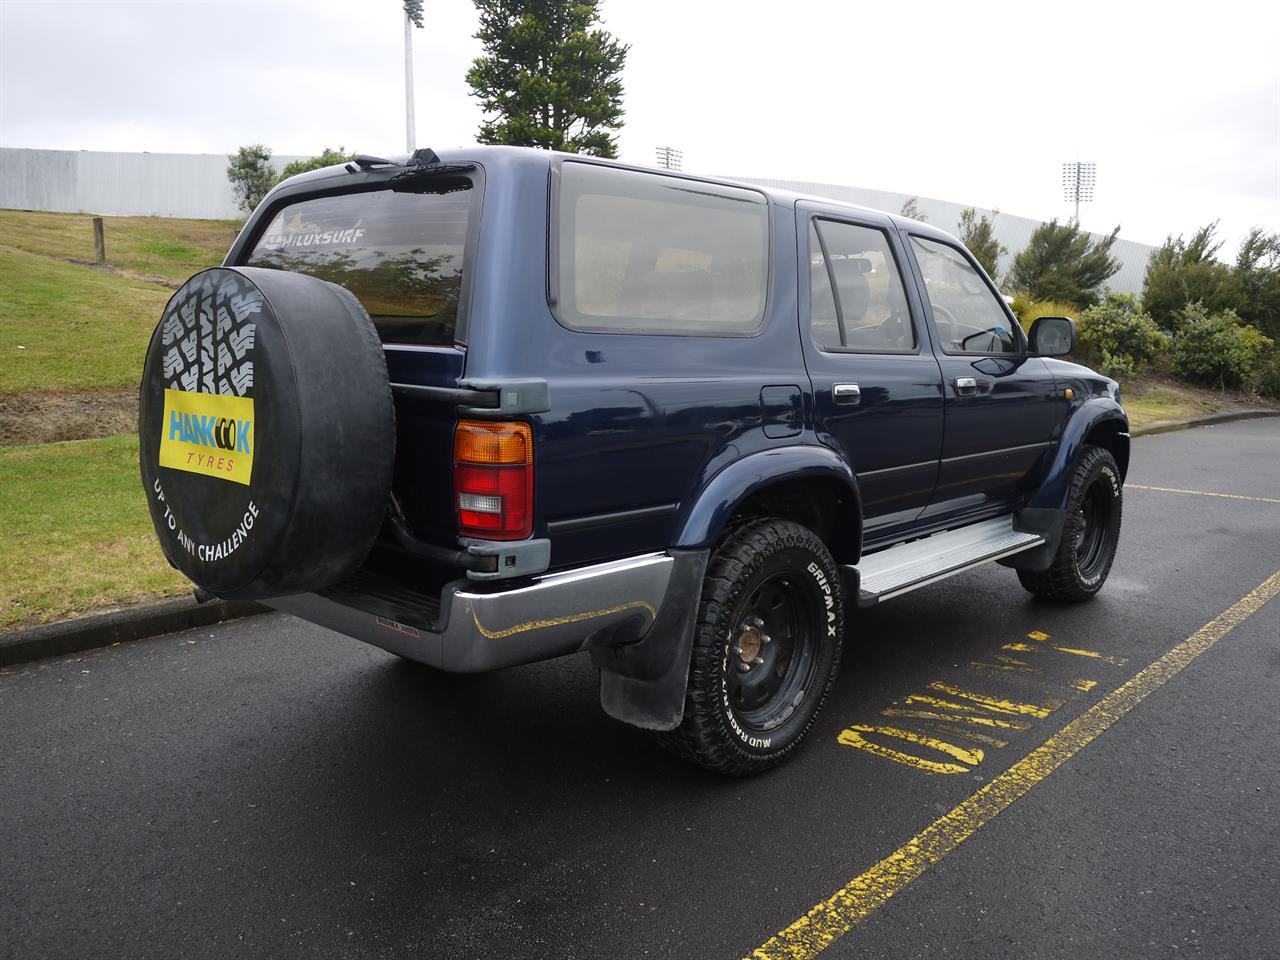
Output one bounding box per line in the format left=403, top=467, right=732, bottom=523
left=903, top=232, right=1060, bottom=522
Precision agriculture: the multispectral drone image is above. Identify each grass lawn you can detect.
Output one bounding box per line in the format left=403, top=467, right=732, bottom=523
left=0, top=244, right=173, bottom=394
left=0, top=208, right=237, bottom=284
left=0, top=434, right=187, bottom=629
left=1123, top=383, right=1225, bottom=430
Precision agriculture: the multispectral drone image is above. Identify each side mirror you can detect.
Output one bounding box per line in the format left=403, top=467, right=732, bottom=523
left=1029, top=315, right=1075, bottom=357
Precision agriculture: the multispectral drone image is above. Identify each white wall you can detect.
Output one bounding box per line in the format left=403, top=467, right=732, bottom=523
left=0, top=147, right=305, bottom=221
left=730, top=175, right=1154, bottom=296
left=0, top=148, right=1154, bottom=293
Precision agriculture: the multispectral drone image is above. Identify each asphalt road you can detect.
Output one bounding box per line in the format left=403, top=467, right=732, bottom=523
left=3, top=420, right=1278, bottom=960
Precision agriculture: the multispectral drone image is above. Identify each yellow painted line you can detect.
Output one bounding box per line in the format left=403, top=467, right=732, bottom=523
left=1027, top=630, right=1051, bottom=641
left=920, top=724, right=1009, bottom=749
left=970, top=661, right=1041, bottom=674
left=836, top=725, right=982, bottom=775
left=881, top=708, right=1029, bottom=732
left=1003, top=642, right=1036, bottom=653
left=929, top=682, right=1063, bottom=718
left=1127, top=483, right=1280, bottom=505
left=1050, top=645, right=1129, bottom=667
left=1071, top=679, right=1098, bottom=692
left=995, top=655, right=1032, bottom=666
left=746, top=569, right=1280, bottom=960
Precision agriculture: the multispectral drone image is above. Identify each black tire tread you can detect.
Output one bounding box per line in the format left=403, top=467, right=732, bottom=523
left=658, top=518, right=844, bottom=776
left=1018, top=444, right=1122, bottom=602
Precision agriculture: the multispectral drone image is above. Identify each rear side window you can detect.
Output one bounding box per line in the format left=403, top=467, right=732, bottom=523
left=809, top=219, right=916, bottom=352
left=554, top=163, right=769, bottom=335
left=246, top=183, right=473, bottom=345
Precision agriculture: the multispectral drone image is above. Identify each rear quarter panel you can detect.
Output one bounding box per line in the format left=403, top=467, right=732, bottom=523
left=462, top=155, right=817, bottom=570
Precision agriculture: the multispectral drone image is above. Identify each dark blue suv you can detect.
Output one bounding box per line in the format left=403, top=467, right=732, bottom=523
left=139, top=146, right=1128, bottom=775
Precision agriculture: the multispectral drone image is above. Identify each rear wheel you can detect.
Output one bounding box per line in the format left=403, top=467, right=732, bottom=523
left=659, top=519, right=844, bottom=776
left=1018, top=444, right=1123, bottom=602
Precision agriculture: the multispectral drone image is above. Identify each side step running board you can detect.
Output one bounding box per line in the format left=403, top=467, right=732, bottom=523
left=849, top=515, right=1043, bottom=606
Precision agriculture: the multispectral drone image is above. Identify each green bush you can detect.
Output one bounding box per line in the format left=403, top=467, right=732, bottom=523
left=1172, top=303, right=1274, bottom=388
left=1245, top=353, right=1280, bottom=398
left=1075, top=295, right=1169, bottom=379
left=1007, top=294, right=1079, bottom=335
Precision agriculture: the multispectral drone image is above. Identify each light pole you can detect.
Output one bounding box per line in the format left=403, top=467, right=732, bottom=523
left=1062, top=161, right=1096, bottom=224
left=655, top=146, right=683, bottom=171
left=404, top=1, right=424, bottom=152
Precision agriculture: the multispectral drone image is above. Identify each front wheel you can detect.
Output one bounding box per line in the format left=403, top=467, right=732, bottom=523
left=1018, top=444, right=1123, bottom=602
left=658, top=519, right=844, bottom=776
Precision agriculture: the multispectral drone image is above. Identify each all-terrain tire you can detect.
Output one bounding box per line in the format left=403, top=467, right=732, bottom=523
left=658, top=519, right=844, bottom=776
left=139, top=267, right=396, bottom=600
left=1017, top=444, right=1123, bottom=602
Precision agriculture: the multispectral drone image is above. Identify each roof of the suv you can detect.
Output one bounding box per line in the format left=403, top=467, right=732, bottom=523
left=265, top=145, right=961, bottom=247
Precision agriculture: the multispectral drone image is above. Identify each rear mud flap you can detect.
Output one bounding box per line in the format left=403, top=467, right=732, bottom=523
left=593, top=549, right=709, bottom=731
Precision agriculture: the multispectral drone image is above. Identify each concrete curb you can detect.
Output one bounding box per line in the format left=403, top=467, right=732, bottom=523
left=0, top=597, right=267, bottom=667
left=1130, top=408, right=1280, bottom=437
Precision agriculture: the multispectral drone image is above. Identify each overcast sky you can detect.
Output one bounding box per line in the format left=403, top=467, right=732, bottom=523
left=2, top=0, right=1277, bottom=254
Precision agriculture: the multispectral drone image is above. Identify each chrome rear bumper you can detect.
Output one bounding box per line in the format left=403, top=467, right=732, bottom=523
left=266, top=552, right=675, bottom=672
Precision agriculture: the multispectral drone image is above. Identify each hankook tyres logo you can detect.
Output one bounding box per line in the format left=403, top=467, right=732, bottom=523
left=158, top=388, right=255, bottom=485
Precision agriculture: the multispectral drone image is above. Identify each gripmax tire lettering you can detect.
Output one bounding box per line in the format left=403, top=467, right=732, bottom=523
left=138, top=266, right=395, bottom=600
left=1017, top=444, right=1123, bottom=602
left=659, top=518, right=845, bottom=776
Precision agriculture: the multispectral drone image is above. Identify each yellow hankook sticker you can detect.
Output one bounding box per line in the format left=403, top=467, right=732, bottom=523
left=158, top=388, right=255, bottom=486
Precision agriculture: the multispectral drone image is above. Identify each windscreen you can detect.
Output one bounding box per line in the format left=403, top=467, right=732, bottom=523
left=246, top=181, right=473, bottom=345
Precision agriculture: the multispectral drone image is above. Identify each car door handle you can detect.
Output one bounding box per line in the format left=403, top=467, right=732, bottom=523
left=954, top=376, right=978, bottom=396
left=833, top=383, right=861, bottom=405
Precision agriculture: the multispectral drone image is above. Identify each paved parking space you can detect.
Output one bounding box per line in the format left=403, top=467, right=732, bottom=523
left=2, top=420, right=1278, bottom=959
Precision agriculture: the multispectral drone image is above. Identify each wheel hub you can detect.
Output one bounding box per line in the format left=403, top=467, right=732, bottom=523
left=735, top=616, right=768, bottom=666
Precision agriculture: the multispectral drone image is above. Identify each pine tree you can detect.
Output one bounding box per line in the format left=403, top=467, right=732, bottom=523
left=465, top=0, right=628, bottom=157
left=1008, top=219, right=1121, bottom=308
left=957, top=208, right=1007, bottom=282
left=899, top=197, right=926, bottom=222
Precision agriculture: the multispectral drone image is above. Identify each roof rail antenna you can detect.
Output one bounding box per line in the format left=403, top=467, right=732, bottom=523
left=409, top=147, right=441, bottom=166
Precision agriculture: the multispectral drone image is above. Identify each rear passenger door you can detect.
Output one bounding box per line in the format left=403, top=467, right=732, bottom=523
left=797, top=203, right=944, bottom=539
left=902, top=232, right=1060, bottom=520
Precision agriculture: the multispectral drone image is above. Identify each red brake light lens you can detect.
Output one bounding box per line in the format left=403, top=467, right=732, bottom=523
left=453, top=420, right=533, bottom=540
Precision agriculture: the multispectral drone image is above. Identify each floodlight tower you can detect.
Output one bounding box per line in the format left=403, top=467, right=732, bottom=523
left=1062, top=161, right=1096, bottom=223
left=404, top=0, right=424, bottom=152
left=655, top=146, right=683, bottom=171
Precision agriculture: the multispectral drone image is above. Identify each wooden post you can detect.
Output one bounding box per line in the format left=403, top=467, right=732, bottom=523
left=92, top=217, right=105, bottom=264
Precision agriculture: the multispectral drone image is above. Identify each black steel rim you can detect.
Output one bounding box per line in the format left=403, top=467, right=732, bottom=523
left=726, top=571, right=822, bottom=733
left=1074, top=477, right=1114, bottom=578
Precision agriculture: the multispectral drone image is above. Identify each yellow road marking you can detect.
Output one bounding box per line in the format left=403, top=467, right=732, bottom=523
left=995, top=655, right=1032, bottom=666
left=1071, top=679, right=1098, bottom=692
left=746, top=569, right=1280, bottom=960
left=1003, top=642, right=1035, bottom=652
left=920, top=724, right=1009, bottom=749
left=1049, top=645, right=1129, bottom=666
left=929, top=682, right=1063, bottom=718
left=970, top=660, right=1041, bottom=674
left=836, top=725, right=983, bottom=774
left=1127, top=483, right=1280, bottom=505
left=1027, top=630, right=1051, bottom=641
left=881, top=708, right=1029, bottom=732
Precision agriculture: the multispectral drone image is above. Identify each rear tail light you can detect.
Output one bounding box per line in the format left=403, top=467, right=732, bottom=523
left=453, top=420, right=533, bottom=540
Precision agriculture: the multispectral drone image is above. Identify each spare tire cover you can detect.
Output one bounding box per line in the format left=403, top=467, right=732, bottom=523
left=139, top=266, right=394, bottom=600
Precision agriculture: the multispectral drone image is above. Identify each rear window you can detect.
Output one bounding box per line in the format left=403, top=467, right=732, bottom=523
left=553, top=162, right=769, bottom=335
left=246, top=182, right=473, bottom=345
